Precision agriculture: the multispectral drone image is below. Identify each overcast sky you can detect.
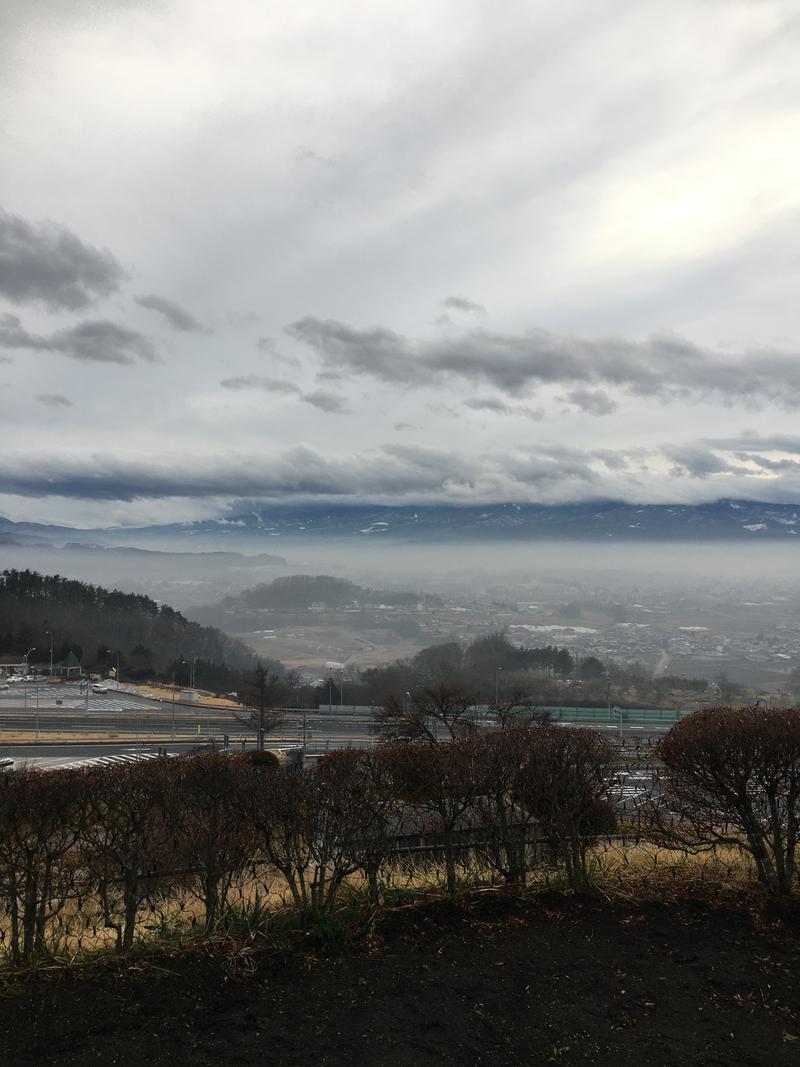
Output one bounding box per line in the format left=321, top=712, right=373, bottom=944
left=2, top=0, right=800, bottom=526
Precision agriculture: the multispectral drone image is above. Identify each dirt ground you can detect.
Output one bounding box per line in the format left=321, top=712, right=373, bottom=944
left=1, top=891, right=799, bottom=1066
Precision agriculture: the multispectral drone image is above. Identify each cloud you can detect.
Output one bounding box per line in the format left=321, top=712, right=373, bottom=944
left=464, top=396, right=511, bottom=414
left=0, top=314, right=155, bottom=364
left=303, top=389, right=348, bottom=413
left=135, top=293, right=205, bottom=332
left=0, top=206, right=123, bottom=310
left=4, top=435, right=800, bottom=508
left=663, top=444, right=743, bottom=479
left=0, top=443, right=622, bottom=503
left=220, top=375, right=300, bottom=394
left=464, top=397, right=545, bottom=420
left=257, top=335, right=302, bottom=368
left=563, top=387, right=618, bottom=416
left=294, top=145, right=336, bottom=168
left=36, top=393, right=73, bottom=408
left=219, top=376, right=346, bottom=411
left=442, top=295, right=486, bottom=314
left=288, top=316, right=800, bottom=410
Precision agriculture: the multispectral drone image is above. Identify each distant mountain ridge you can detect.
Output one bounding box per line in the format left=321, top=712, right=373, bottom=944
left=2, top=499, right=800, bottom=544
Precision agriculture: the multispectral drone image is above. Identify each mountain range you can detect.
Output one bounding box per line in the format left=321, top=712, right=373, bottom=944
left=3, top=499, right=800, bottom=546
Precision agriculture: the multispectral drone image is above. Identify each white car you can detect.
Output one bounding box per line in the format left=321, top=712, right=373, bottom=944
left=92, top=684, right=109, bottom=694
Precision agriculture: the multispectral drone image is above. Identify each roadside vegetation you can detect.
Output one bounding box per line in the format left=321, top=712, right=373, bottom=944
left=1, top=705, right=799, bottom=968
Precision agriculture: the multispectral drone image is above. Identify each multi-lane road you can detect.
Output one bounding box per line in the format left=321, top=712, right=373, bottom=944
left=1, top=682, right=679, bottom=770
left=0, top=682, right=375, bottom=763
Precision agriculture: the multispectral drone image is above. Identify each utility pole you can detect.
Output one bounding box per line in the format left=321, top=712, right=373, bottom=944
left=256, top=665, right=266, bottom=751
left=495, top=666, right=503, bottom=706
left=45, top=631, right=53, bottom=677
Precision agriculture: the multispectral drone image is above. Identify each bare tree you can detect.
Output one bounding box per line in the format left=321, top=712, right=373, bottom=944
left=373, top=682, right=478, bottom=744
left=490, top=687, right=550, bottom=730
left=236, top=664, right=294, bottom=749
left=655, top=706, right=800, bottom=896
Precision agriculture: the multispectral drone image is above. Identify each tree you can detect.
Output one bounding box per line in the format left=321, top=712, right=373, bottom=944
left=373, top=682, right=478, bottom=744
left=237, top=664, right=294, bottom=749
left=578, top=656, right=605, bottom=680
left=655, top=706, right=800, bottom=896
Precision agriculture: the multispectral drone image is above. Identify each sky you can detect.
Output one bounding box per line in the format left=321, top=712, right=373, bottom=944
left=2, top=0, right=800, bottom=526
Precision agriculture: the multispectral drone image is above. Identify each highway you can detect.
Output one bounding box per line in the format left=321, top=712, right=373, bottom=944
left=1, top=683, right=678, bottom=769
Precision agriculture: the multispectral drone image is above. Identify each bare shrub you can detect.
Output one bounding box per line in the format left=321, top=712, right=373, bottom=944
left=79, top=759, right=178, bottom=951
left=516, top=726, right=617, bottom=887
left=172, top=753, right=256, bottom=932
left=0, top=768, right=85, bottom=960
left=382, top=738, right=482, bottom=896
left=656, top=706, right=800, bottom=895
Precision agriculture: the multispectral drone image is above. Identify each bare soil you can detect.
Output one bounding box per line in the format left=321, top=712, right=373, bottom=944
left=1, top=891, right=798, bottom=1066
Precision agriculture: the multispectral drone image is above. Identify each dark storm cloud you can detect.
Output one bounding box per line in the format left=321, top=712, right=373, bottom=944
left=220, top=375, right=300, bottom=394
left=442, top=295, right=486, bottom=314
left=0, top=207, right=123, bottom=310
left=0, top=314, right=156, bottom=364
left=36, top=393, right=73, bottom=408
left=289, top=317, right=800, bottom=409
left=135, top=293, right=205, bottom=332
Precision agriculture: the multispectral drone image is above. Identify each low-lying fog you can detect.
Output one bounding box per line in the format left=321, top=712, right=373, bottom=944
left=2, top=537, right=799, bottom=607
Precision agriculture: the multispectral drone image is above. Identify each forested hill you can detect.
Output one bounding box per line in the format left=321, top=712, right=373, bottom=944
left=0, top=569, right=255, bottom=679
left=189, top=574, right=441, bottom=628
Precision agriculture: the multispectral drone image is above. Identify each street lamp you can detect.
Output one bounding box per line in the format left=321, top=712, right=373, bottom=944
left=105, top=649, right=120, bottom=687
left=45, top=631, right=53, bottom=677
left=494, top=667, right=503, bottom=705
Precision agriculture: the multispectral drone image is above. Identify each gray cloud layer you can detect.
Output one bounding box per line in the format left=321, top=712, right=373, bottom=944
left=288, top=317, right=800, bottom=410
left=0, top=314, right=155, bottom=364
left=0, top=207, right=123, bottom=310
left=220, top=374, right=347, bottom=413
left=135, top=293, right=205, bottom=332
left=1, top=436, right=795, bottom=506
left=36, top=393, right=73, bottom=408
left=442, top=295, right=486, bottom=314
